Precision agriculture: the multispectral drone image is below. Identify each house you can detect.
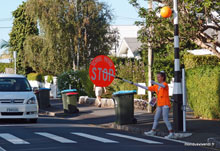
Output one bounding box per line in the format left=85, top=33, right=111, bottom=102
left=188, top=11, right=220, bottom=56
left=0, top=54, right=11, bottom=63
left=110, top=25, right=142, bottom=59
left=117, top=37, right=141, bottom=59
left=187, top=49, right=214, bottom=55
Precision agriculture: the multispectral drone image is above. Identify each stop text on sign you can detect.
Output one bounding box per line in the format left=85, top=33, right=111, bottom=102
left=89, top=55, right=115, bottom=87
left=91, top=68, right=114, bottom=81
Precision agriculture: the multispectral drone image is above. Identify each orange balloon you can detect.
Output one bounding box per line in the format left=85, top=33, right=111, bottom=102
left=160, top=6, right=172, bottom=18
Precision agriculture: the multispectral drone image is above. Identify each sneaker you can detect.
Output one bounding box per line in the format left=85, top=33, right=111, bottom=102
left=165, top=133, right=175, bottom=139
left=144, top=130, right=156, bottom=136
left=98, top=103, right=102, bottom=107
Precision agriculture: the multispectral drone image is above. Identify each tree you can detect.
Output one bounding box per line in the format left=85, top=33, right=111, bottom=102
left=0, top=40, right=10, bottom=55
left=9, top=2, right=39, bottom=75
left=0, top=40, right=9, bottom=50
left=129, top=0, right=220, bottom=58
left=24, top=0, right=117, bottom=75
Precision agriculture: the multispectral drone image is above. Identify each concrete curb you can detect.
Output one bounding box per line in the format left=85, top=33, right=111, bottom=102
left=100, top=123, right=193, bottom=140
left=101, top=123, right=168, bottom=137
left=39, top=109, right=56, bottom=117
left=174, top=133, right=192, bottom=139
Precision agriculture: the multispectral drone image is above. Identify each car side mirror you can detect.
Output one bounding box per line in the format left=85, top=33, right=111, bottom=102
left=33, top=87, right=39, bottom=92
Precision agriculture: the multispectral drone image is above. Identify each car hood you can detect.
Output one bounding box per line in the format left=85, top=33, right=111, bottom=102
left=0, top=92, right=35, bottom=100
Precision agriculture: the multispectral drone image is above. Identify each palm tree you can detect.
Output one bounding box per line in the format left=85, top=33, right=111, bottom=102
left=0, top=39, right=10, bottom=55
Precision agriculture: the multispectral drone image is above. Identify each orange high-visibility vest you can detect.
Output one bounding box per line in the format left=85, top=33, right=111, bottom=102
left=148, top=82, right=171, bottom=108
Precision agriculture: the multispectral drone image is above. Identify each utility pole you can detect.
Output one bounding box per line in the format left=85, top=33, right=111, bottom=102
left=147, top=0, right=153, bottom=113
left=173, top=0, right=183, bottom=131
left=13, top=51, right=16, bottom=74
left=75, top=0, right=80, bottom=70
left=69, top=0, right=76, bottom=71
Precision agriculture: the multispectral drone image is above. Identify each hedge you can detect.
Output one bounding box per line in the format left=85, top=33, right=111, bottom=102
left=27, top=73, right=44, bottom=82
left=184, top=53, right=220, bottom=69
left=186, top=65, right=220, bottom=119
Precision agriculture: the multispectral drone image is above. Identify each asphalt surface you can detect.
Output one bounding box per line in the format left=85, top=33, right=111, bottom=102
left=0, top=115, right=216, bottom=151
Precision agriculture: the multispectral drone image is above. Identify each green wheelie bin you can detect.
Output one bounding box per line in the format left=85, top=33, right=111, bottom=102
left=66, top=92, right=79, bottom=113
left=61, top=89, right=77, bottom=113
left=112, top=90, right=137, bottom=125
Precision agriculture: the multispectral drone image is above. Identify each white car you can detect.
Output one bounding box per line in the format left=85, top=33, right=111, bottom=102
left=0, top=74, right=38, bottom=123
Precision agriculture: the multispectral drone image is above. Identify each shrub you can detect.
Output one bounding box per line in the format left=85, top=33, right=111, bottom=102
left=105, top=59, right=147, bottom=98
left=0, top=63, right=13, bottom=73
left=58, top=70, right=94, bottom=97
left=46, top=75, right=53, bottom=83
left=186, top=65, right=220, bottom=119
left=27, top=73, right=44, bottom=82
left=184, top=53, right=220, bottom=69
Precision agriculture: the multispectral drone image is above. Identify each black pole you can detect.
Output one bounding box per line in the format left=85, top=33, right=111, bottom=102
left=173, top=0, right=183, bottom=132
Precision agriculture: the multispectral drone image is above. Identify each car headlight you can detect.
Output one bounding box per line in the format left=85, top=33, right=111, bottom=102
left=27, top=97, right=37, bottom=104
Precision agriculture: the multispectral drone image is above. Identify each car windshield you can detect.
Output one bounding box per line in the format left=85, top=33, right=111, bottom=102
left=0, top=77, right=32, bottom=92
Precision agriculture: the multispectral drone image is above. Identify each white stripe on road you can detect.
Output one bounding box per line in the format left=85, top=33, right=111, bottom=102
left=0, top=133, right=29, bottom=144
left=107, top=133, right=163, bottom=144
left=71, top=133, right=118, bottom=143
left=0, top=147, right=6, bottom=151
left=35, top=132, right=76, bottom=143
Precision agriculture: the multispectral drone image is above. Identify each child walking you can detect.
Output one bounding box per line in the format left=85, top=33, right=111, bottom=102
left=145, top=71, right=175, bottom=139
left=93, top=85, right=106, bottom=107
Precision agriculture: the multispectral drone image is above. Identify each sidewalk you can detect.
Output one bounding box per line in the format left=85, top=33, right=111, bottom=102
left=40, top=98, right=220, bottom=149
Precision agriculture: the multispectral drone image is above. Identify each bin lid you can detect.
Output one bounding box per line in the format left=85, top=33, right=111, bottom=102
left=39, top=88, right=51, bottom=91
left=61, top=89, right=77, bottom=93
left=66, top=92, right=79, bottom=96
left=113, top=90, right=137, bottom=96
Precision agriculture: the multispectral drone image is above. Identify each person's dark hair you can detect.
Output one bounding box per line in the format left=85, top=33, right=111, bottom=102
left=157, top=71, right=166, bottom=81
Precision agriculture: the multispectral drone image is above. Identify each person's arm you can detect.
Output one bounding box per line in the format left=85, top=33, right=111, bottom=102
left=148, top=85, right=156, bottom=92
left=151, top=80, right=165, bottom=88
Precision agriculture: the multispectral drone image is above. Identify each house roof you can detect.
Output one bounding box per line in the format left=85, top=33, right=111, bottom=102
left=187, top=49, right=214, bottom=55
left=0, top=54, right=11, bottom=59
left=124, top=38, right=142, bottom=53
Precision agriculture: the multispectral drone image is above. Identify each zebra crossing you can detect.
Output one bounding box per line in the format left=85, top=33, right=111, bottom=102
left=0, top=132, right=163, bottom=145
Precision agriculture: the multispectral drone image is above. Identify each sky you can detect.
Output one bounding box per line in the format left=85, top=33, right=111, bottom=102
left=0, top=0, right=147, bottom=54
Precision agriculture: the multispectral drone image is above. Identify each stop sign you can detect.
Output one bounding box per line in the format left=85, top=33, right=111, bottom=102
left=89, top=55, right=115, bottom=87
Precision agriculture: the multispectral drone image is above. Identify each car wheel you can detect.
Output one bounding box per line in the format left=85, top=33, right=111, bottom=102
left=29, top=118, right=38, bottom=123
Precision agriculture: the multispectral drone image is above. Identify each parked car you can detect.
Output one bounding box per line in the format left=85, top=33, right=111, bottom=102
left=0, top=74, right=38, bottom=123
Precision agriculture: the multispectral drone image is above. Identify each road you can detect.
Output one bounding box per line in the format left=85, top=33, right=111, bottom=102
left=0, top=115, right=215, bottom=151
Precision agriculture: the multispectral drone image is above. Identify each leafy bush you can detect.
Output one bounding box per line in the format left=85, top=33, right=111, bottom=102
left=104, top=58, right=147, bottom=98
left=186, top=65, right=220, bottom=119
left=27, top=73, right=44, bottom=82
left=0, top=63, right=13, bottom=73
left=152, top=58, right=174, bottom=83
left=46, top=75, right=53, bottom=83
left=184, top=54, right=220, bottom=69
left=58, top=70, right=94, bottom=97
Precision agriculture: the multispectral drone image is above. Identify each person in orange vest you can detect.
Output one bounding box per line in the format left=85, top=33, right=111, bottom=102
left=144, top=71, right=175, bottom=139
